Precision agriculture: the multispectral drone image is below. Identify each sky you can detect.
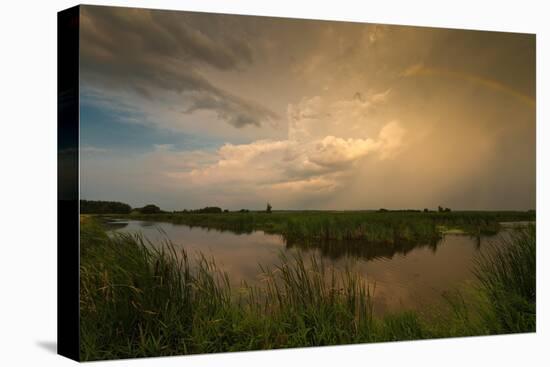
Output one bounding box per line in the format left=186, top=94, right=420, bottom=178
left=79, top=5, right=536, bottom=211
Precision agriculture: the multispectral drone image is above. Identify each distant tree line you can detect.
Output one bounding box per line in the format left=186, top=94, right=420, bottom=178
left=172, top=205, right=276, bottom=214
left=80, top=200, right=131, bottom=214
left=173, top=206, right=223, bottom=214
left=378, top=208, right=422, bottom=213
left=79, top=200, right=462, bottom=215
left=377, top=206, right=452, bottom=213
left=80, top=200, right=163, bottom=215
left=81, top=201, right=279, bottom=215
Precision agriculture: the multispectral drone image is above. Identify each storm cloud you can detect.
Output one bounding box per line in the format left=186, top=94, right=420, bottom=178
left=80, top=6, right=279, bottom=128
left=79, top=6, right=535, bottom=210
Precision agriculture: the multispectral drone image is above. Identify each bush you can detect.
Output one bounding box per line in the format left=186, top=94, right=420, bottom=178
left=139, top=204, right=161, bottom=214
left=194, top=206, right=222, bottom=214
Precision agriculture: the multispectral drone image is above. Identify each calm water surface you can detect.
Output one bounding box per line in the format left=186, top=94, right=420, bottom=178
left=108, top=220, right=506, bottom=314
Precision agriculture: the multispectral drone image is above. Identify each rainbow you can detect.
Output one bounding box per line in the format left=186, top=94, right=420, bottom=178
left=402, top=64, right=535, bottom=108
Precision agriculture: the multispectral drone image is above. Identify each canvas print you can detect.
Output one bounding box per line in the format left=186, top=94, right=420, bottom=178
left=58, top=4, right=536, bottom=361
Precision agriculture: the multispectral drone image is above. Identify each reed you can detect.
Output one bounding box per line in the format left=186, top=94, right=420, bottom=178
left=80, top=218, right=535, bottom=360
left=473, top=225, right=536, bottom=333
left=116, top=210, right=534, bottom=245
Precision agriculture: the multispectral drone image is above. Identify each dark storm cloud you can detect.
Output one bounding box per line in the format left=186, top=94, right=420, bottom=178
left=182, top=90, right=278, bottom=127
left=80, top=5, right=278, bottom=128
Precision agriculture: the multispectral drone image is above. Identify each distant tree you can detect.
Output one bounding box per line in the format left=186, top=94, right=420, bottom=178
left=444, top=207, right=451, bottom=212
left=80, top=200, right=131, bottom=214
left=195, top=206, right=222, bottom=214
left=266, top=202, right=272, bottom=213
left=378, top=208, right=389, bottom=212
left=438, top=206, right=444, bottom=213
left=239, top=209, right=250, bottom=213
left=140, top=204, right=161, bottom=214
left=223, top=209, right=229, bottom=213
left=423, top=208, right=429, bottom=213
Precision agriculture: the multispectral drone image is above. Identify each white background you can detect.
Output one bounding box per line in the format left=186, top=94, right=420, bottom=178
left=0, top=0, right=548, bottom=365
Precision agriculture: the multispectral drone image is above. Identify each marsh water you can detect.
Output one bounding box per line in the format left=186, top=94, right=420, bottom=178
left=108, top=219, right=509, bottom=314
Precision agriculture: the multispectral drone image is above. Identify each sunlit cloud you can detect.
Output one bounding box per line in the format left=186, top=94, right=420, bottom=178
left=152, top=93, right=406, bottom=203
left=79, top=7, right=535, bottom=210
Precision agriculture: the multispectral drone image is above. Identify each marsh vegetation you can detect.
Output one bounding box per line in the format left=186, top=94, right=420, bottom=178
left=80, top=214, right=535, bottom=360
left=120, top=209, right=534, bottom=243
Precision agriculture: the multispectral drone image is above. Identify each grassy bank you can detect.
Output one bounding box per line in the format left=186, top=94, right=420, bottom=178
left=80, top=217, right=535, bottom=360
left=110, top=210, right=535, bottom=246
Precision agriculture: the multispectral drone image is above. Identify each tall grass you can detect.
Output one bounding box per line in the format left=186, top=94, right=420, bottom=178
left=424, top=225, right=536, bottom=337
left=473, top=225, right=536, bottom=333
left=80, top=218, right=535, bottom=361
